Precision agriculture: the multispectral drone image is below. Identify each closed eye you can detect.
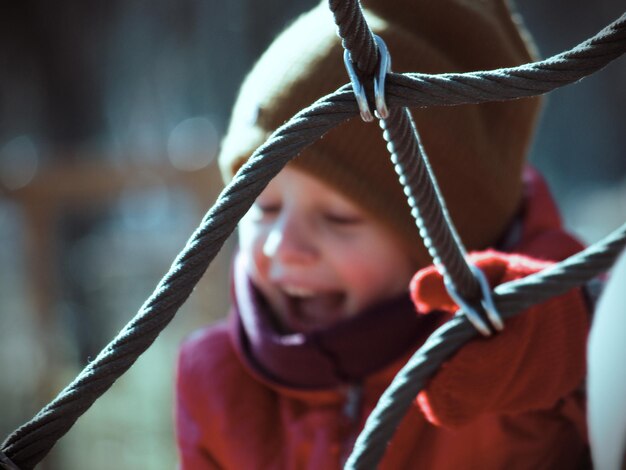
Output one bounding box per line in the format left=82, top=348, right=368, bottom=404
left=257, top=203, right=281, bottom=215
left=249, top=201, right=281, bottom=221
left=323, top=212, right=363, bottom=225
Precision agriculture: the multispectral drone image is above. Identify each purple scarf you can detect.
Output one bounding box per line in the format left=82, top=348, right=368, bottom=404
left=231, top=253, right=442, bottom=389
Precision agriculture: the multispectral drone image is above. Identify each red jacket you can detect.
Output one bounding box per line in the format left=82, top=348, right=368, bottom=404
left=175, top=169, right=590, bottom=469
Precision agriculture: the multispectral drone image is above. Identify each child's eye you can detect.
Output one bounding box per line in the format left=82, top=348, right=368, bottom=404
left=323, top=212, right=363, bottom=225
left=258, top=203, right=281, bottom=215
left=249, top=202, right=281, bottom=221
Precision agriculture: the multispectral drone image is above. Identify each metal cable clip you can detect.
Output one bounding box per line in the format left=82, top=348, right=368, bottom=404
left=343, top=34, right=391, bottom=122
left=444, top=264, right=504, bottom=337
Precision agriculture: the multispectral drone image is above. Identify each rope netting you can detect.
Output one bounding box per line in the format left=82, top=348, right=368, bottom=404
left=1, top=2, right=625, bottom=469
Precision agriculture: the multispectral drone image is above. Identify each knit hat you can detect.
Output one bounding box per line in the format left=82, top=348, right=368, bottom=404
left=219, top=0, right=542, bottom=266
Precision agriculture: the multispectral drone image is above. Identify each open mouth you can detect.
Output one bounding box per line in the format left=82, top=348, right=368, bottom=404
left=281, top=285, right=347, bottom=332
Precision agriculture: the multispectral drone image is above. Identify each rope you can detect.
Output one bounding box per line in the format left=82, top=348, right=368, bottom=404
left=331, top=0, right=482, bottom=312
left=381, top=106, right=480, bottom=305
left=0, top=451, right=19, bottom=470
left=329, top=2, right=626, bottom=465
left=0, top=97, right=354, bottom=470
left=1, top=11, right=624, bottom=469
left=327, top=4, right=626, bottom=302
left=345, top=222, right=626, bottom=469
left=328, top=0, right=378, bottom=76
left=387, top=14, right=626, bottom=108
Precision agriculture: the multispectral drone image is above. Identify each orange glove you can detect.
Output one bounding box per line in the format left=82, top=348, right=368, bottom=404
left=410, top=250, right=589, bottom=427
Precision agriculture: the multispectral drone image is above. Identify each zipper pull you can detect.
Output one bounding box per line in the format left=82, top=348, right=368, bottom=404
left=340, top=385, right=364, bottom=466
left=342, top=385, right=363, bottom=423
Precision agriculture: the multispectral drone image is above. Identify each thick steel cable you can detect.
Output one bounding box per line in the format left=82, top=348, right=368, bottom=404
left=328, top=0, right=469, bottom=304
left=380, top=107, right=480, bottom=302
left=328, top=0, right=378, bottom=76
left=345, top=223, right=626, bottom=469
left=329, top=2, right=625, bottom=466
left=386, top=13, right=626, bottom=108
left=329, top=0, right=625, bottom=303
left=0, top=453, right=18, bottom=470
left=1, top=13, right=624, bottom=470
left=0, top=97, right=356, bottom=470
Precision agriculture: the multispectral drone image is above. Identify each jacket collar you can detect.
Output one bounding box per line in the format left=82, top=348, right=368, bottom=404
left=229, top=252, right=442, bottom=391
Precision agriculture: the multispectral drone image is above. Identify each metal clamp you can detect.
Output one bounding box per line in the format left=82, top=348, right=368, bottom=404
left=445, top=264, right=504, bottom=337
left=343, top=34, right=391, bottom=122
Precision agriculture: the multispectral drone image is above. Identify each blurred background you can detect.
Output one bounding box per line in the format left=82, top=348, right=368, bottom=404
left=0, top=0, right=624, bottom=468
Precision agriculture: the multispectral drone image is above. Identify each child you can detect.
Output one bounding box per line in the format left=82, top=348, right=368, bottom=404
left=175, top=1, right=590, bottom=468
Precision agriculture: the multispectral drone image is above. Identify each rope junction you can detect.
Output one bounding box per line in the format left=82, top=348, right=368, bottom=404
left=345, top=221, right=626, bottom=469
left=1, top=4, right=625, bottom=469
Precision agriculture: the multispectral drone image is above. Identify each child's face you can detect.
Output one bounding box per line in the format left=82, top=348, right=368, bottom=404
left=238, top=166, right=415, bottom=333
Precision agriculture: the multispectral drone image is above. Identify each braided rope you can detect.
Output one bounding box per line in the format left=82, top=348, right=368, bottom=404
left=328, top=0, right=378, bottom=75
left=346, top=222, right=626, bottom=469
left=380, top=106, right=480, bottom=303
left=387, top=14, right=626, bottom=107
left=328, top=2, right=625, bottom=466
left=0, top=97, right=355, bottom=470
left=330, top=0, right=482, bottom=309
left=0, top=451, right=19, bottom=470
left=1, top=11, right=624, bottom=469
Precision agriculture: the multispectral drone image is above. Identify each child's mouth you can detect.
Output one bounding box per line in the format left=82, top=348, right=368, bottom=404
left=281, top=286, right=346, bottom=332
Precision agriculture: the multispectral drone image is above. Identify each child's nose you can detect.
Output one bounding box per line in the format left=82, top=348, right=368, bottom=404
left=263, top=213, right=317, bottom=265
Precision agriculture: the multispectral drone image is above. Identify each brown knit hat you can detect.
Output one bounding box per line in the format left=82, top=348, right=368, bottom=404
left=219, top=0, right=542, bottom=266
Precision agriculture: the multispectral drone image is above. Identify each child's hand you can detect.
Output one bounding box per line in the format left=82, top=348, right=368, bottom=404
left=409, top=250, right=589, bottom=428
left=410, top=250, right=549, bottom=315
